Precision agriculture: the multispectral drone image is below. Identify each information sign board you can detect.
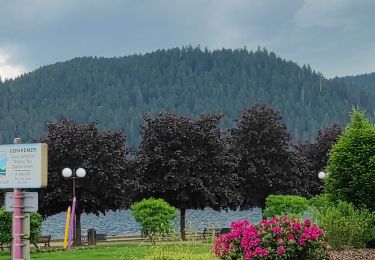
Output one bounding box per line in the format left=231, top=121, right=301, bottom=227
left=0, top=143, right=48, bottom=188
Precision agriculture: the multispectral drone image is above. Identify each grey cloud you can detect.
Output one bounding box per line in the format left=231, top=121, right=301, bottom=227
left=0, top=0, right=374, bottom=79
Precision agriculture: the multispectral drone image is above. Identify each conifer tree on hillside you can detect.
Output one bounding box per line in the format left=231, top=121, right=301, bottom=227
left=0, top=47, right=373, bottom=147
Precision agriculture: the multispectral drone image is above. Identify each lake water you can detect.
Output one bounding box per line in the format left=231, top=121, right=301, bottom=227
left=42, top=208, right=262, bottom=239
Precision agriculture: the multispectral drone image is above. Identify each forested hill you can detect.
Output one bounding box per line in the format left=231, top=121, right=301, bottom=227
left=340, top=73, right=375, bottom=94
left=0, top=47, right=374, bottom=147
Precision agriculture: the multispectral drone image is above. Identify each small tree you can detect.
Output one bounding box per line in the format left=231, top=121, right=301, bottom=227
left=131, top=198, right=176, bottom=244
left=136, top=113, right=241, bottom=240
left=325, top=108, right=375, bottom=211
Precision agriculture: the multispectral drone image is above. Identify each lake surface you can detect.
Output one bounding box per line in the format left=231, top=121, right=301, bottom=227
left=42, top=208, right=262, bottom=239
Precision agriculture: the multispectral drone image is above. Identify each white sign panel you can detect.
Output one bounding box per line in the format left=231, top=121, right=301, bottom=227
left=0, top=143, right=48, bottom=188
left=5, top=192, right=39, bottom=212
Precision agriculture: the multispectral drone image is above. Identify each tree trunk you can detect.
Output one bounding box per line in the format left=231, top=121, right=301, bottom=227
left=75, top=211, right=82, bottom=245
left=180, top=208, right=186, bottom=241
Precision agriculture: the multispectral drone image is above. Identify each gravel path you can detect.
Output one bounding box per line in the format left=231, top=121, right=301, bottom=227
left=329, top=249, right=375, bottom=260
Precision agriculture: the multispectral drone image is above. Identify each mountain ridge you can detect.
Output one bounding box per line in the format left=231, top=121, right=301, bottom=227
left=0, top=47, right=374, bottom=147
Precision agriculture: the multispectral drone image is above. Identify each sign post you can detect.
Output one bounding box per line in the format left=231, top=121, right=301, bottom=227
left=0, top=139, right=48, bottom=260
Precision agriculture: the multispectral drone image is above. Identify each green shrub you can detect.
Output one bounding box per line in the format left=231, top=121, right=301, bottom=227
left=309, top=194, right=333, bottom=211
left=0, top=208, right=12, bottom=244
left=131, top=198, right=177, bottom=244
left=325, top=108, right=375, bottom=211
left=263, top=195, right=309, bottom=219
left=312, top=200, right=375, bottom=249
left=30, top=212, right=43, bottom=244
left=0, top=207, right=42, bottom=245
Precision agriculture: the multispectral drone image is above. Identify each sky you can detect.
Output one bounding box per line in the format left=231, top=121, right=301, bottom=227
left=1, top=0, right=375, bottom=80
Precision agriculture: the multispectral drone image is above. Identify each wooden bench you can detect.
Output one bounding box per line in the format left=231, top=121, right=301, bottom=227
left=203, top=227, right=231, bottom=239
left=82, top=232, right=107, bottom=243
left=33, top=235, right=51, bottom=248
left=95, top=233, right=107, bottom=241
left=0, top=240, right=11, bottom=251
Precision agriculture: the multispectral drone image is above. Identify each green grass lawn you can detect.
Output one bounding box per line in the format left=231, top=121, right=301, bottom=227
left=0, top=242, right=216, bottom=260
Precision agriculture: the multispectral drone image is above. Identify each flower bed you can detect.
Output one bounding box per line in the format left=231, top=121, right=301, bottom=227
left=213, top=216, right=330, bottom=259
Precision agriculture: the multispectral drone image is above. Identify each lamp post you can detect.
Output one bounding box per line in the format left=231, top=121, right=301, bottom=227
left=62, top=167, right=86, bottom=245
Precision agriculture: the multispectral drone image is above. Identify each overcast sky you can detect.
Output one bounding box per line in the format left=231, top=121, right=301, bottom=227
left=1, top=0, right=375, bottom=80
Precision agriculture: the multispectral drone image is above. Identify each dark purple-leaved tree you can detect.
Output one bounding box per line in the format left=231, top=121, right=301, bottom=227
left=136, top=113, right=242, bottom=240
left=230, top=104, right=293, bottom=209
left=294, top=124, right=342, bottom=197
left=38, top=119, right=134, bottom=245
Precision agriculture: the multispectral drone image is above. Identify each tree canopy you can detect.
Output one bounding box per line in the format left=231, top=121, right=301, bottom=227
left=136, top=113, right=241, bottom=239
left=229, top=105, right=292, bottom=208
left=37, top=119, right=133, bottom=244
left=294, top=124, right=342, bottom=197
left=38, top=119, right=132, bottom=217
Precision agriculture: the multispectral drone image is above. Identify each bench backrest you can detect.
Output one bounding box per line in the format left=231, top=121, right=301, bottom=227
left=95, top=233, right=107, bottom=240
left=37, top=236, right=51, bottom=242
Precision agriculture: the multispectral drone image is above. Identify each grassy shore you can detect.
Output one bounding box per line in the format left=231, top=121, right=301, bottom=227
left=0, top=242, right=215, bottom=260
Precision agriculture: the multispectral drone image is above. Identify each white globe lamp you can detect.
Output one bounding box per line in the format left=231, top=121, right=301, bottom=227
left=76, top=168, right=86, bottom=178
left=62, top=168, right=73, bottom=178
left=318, top=171, right=326, bottom=180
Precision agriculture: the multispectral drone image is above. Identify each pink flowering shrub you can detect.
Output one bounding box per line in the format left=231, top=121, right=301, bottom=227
left=213, top=216, right=330, bottom=260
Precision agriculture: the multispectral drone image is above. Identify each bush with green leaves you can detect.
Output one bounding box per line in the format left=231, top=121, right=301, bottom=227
left=0, top=208, right=12, bottom=245
left=309, top=194, right=334, bottom=212
left=263, top=195, right=309, bottom=219
left=131, top=198, right=177, bottom=244
left=311, top=199, right=375, bottom=249
left=30, top=213, right=43, bottom=244
left=325, top=108, right=375, bottom=211
left=0, top=207, right=43, bottom=245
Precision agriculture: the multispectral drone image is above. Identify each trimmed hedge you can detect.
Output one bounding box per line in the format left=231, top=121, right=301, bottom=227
left=263, top=195, right=309, bottom=219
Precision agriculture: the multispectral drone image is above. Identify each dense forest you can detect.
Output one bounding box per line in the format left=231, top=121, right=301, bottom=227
left=340, top=72, right=375, bottom=93
left=0, top=47, right=374, bottom=147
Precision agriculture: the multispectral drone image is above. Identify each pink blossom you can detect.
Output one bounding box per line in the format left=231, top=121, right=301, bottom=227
left=304, top=219, right=311, bottom=227
left=292, top=221, right=302, bottom=230
left=277, top=246, right=286, bottom=255
left=298, top=237, right=306, bottom=245
left=254, top=247, right=269, bottom=257
left=273, top=226, right=282, bottom=234
left=214, top=218, right=327, bottom=259
left=271, top=217, right=279, bottom=224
